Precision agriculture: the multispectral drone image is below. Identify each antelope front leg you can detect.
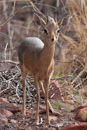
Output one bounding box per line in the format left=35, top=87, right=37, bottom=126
left=44, top=79, right=50, bottom=124
left=39, top=81, right=54, bottom=113
left=22, top=79, right=26, bottom=115
left=34, top=75, right=40, bottom=124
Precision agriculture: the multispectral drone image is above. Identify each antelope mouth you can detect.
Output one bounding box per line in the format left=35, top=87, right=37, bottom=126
left=49, top=38, right=57, bottom=45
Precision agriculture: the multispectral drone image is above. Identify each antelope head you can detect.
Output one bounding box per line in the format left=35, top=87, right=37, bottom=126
left=34, top=13, right=62, bottom=45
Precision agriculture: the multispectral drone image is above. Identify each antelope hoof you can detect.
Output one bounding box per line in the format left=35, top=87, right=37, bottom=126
left=47, top=120, right=50, bottom=124
left=36, top=122, right=40, bottom=125
left=35, top=119, right=39, bottom=125
left=49, top=109, right=53, bottom=113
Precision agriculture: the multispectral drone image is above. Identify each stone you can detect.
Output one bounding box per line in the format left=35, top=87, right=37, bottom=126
left=0, top=109, right=13, bottom=117
left=49, top=80, right=62, bottom=100
left=39, top=105, right=62, bottom=116
left=39, top=109, right=46, bottom=114
left=49, top=115, right=57, bottom=121
left=75, top=107, right=87, bottom=121
left=61, top=124, right=87, bottom=130
left=26, top=127, right=52, bottom=130
left=0, top=102, right=21, bottom=113
left=9, top=119, right=17, bottom=123
left=83, top=91, right=87, bottom=97
left=64, top=100, right=74, bottom=105
left=40, top=80, right=62, bottom=101
left=71, top=102, right=87, bottom=112
left=0, top=97, right=9, bottom=103
left=0, top=114, right=8, bottom=124
left=26, top=127, right=33, bottom=130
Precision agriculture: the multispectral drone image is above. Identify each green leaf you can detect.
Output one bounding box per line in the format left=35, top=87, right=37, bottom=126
left=53, top=101, right=62, bottom=108
left=53, top=73, right=65, bottom=79
left=69, top=73, right=73, bottom=76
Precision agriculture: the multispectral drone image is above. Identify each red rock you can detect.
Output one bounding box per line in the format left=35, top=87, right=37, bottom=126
left=49, top=80, right=62, bottom=100
left=49, top=115, right=57, bottom=121
left=51, top=111, right=62, bottom=116
left=0, top=109, right=13, bottom=117
left=61, top=124, right=87, bottom=130
left=39, top=105, right=62, bottom=116
left=75, top=107, right=87, bottom=121
left=26, top=127, right=33, bottom=130
left=39, top=109, right=46, bottom=114
left=40, top=105, right=46, bottom=110
left=40, top=80, right=62, bottom=101
left=50, top=80, right=59, bottom=88
left=26, top=127, right=51, bottom=130
left=64, top=100, right=74, bottom=104
left=0, top=102, right=21, bottom=113
left=71, top=102, right=87, bottom=112
left=0, top=114, right=8, bottom=124
left=39, top=105, right=48, bottom=114
left=0, top=97, right=9, bottom=103
left=83, top=91, right=87, bottom=97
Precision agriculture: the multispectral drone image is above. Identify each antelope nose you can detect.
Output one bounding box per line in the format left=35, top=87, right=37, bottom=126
left=51, top=38, right=54, bottom=42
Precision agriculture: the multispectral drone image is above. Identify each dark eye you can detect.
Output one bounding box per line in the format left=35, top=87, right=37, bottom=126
left=44, top=28, right=48, bottom=35
left=57, top=29, right=60, bottom=35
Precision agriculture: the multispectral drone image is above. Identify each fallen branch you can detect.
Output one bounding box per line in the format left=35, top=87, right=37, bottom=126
left=75, top=76, right=87, bottom=88
left=71, top=68, right=87, bottom=85
left=0, top=60, right=19, bottom=65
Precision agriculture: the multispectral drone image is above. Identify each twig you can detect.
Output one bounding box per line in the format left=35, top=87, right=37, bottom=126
left=16, top=81, right=20, bottom=98
left=11, top=0, right=16, bottom=15
left=71, top=68, right=87, bottom=85
left=29, top=0, right=46, bottom=19
left=75, top=77, right=87, bottom=88
left=0, top=4, right=30, bottom=27
left=1, top=1, right=61, bottom=28
left=0, top=70, right=20, bottom=94
left=4, top=43, right=8, bottom=63
left=49, top=124, right=59, bottom=130
left=75, top=58, right=85, bottom=68
left=0, top=60, right=19, bottom=65
left=3, top=0, right=8, bottom=19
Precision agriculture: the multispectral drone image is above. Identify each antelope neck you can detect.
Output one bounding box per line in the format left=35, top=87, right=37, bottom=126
left=41, top=36, right=55, bottom=63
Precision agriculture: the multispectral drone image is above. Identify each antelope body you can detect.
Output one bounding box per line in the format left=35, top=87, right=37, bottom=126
left=18, top=13, right=61, bottom=124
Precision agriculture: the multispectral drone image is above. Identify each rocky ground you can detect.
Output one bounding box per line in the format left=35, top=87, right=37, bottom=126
left=0, top=66, right=87, bottom=130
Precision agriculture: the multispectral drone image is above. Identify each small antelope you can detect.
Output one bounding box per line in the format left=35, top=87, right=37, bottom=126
left=18, top=13, right=62, bottom=124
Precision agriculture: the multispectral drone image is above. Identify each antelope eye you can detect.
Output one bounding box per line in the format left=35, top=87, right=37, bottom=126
left=57, top=29, right=60, bottom=35
left=44, top=28, right=48, bottom=35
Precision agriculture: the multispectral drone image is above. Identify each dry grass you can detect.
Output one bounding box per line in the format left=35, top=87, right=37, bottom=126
left=55, top=0, right=87, bottom=77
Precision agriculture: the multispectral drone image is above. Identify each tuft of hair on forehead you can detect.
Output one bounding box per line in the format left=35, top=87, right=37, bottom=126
left=47, top=17, right=56, bottom=25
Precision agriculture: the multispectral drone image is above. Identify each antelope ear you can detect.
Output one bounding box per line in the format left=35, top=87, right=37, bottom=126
left=57, top=19, right=63, bottom=26
left=34, top=13, right=46, bottom=28
left=58, top=15, right=70, bottom=27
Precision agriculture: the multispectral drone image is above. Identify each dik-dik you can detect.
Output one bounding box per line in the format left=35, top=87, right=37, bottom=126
left=18, top=13, right=62, bottom=124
